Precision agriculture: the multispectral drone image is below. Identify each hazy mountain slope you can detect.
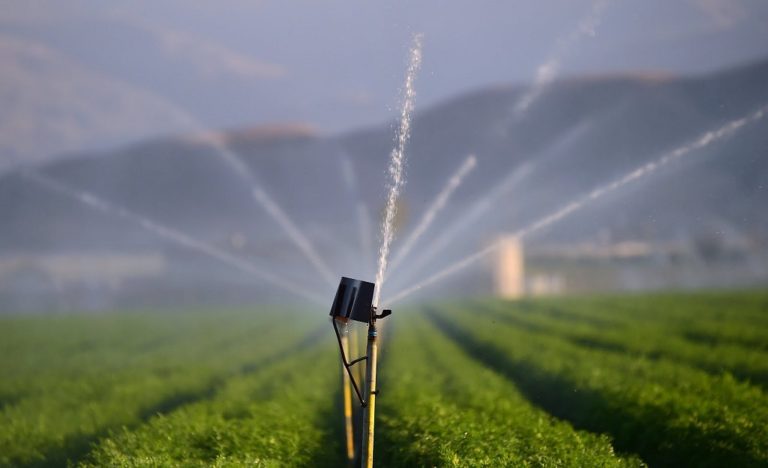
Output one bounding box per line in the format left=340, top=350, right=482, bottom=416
left=1, top=58, right=766, bottom=300
left=0, top=34, right=194, bottom=170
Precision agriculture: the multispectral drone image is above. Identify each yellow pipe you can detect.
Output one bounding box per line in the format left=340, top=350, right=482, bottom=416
left=340, top=332, right=356, bottom=463
left=360, top=323, right=378, bottom=468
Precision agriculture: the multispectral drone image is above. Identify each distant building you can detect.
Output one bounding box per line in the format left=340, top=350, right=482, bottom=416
left=493, top=237, right=566, bottom=298
left=494, top=237, right=524, bottom=299
left=492, top=235, right=768, bottom=297
left=527, top=273, right=565, bottom=296
left=0, top=253, right=166, bottom=290
left=0, top=253, right=166, bottom=311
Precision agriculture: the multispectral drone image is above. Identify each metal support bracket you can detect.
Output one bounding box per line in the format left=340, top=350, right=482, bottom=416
left=333, top=318, right=368, bottom=407
left=332, top=307, right=392, bottom=407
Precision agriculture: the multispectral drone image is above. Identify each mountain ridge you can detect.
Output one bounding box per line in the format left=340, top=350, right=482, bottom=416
left=1, top=57, right=766, bottom=303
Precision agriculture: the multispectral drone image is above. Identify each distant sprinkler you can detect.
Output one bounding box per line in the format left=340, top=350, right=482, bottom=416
left=329, top=277, right=392, bottom=467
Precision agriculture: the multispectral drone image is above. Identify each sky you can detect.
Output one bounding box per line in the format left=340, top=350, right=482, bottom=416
left=1, top=0, right=767, bottom=166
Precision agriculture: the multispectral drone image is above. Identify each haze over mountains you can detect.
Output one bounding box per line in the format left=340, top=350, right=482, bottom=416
left=0, top=34, right=194, bottom=168
left=2, top=57, right=767, bottom=308
left=2, top=0, right=768, bottom=169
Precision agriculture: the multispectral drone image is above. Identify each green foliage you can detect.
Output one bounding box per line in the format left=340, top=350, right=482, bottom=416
left=434, top=292, right=768, bottom=467
left=1, top=292, right=766, bottom=466
left=0, top=308, right=337, bottom=467
left=82, top=339, right=341, bottom=467
left=378, top=315, right=644, bottom=467
left=479, top=296, right=768, bottom=388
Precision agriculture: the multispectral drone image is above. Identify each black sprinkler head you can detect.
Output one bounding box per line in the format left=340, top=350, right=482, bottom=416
left=330, top=277, right=375, bottom=323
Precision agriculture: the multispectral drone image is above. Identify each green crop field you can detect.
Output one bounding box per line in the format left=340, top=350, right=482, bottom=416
left=1, top=291, right=767, bottom=467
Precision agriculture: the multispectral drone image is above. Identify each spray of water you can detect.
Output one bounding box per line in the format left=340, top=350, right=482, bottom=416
left=22, top=170, right=324, bottom=304
left=393, top=119, right=595, bottom=288
left=512, top=0, right=611, bottom=118
left=373, top=33, right=424, bottom=307
left=386, top=104, right=768, bottom=305
left=191, top=132, right=337, bottom=286
left=391, top=161, right=533, bottom=286
left=387, top=154, right=477, bottom=275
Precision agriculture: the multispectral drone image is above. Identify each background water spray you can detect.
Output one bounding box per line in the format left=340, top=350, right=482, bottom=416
left=392, top=119, right=596, bottom=288
left=386, top=103, right=768, bottom=304
left=191, top=131, right=337, bottom=286
left=21, top=170, right=324, bottom=304
left=512, top=0, right=611, bottom=118
left=391, top=161, right=533, bottom=287
left=387, top=154, right=477, bottom=275
left=373, top=33, right=424, bottom=308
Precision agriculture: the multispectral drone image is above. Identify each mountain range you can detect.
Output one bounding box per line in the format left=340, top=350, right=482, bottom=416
left=1, top=57, right=767, bottom=305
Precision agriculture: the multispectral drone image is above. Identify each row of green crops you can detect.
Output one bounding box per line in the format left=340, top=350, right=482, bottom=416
left=0, top=309, right=336, bottom=467
left=1, top=292, right=765, bottom=466
left=428, top=294, right=768, bottom=467
left=377, top=314, right=644, bottom=467
left=477, top=297, right=768, bottom=388
left=528, top=292, right=768, bottom=351
left=83, top=335, right=342, bottom=467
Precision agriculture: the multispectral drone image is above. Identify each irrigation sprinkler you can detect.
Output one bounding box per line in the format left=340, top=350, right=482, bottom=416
left=330, top=277, right=392, bottom=467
